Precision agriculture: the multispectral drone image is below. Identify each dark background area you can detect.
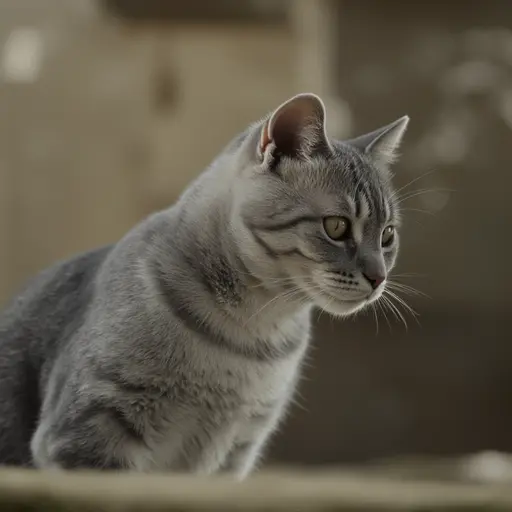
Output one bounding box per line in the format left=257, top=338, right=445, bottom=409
left=271, top=0, right=512, bottom=467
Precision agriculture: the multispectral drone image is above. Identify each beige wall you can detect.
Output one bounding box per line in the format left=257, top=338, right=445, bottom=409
left=145, top=25, right=294, bottom=212
left=0, top=1, right=295, bottom=303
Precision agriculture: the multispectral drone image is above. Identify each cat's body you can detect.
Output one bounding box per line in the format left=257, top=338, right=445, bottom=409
left=0, top=94, right=409, bottom=476
left=1, top=208, right=309, bottom=476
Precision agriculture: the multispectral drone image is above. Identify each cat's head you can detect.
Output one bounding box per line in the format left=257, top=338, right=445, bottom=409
left=232, top=93, right=409, bottom=317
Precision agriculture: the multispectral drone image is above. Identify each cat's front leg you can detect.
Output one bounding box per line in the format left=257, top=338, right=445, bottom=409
left=30, top=399, right=140, bottom=470
left=221, top=408, right=284, bottom=480
left=31, top=421, right=125, bottom=469
left=221, top=436, right=268, bottom=480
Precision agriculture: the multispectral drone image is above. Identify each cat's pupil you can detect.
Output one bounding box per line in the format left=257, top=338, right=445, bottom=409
left=381, top=226, right=395, bottom=247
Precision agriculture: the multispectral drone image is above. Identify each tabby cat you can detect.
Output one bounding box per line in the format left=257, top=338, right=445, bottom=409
left=0, top=93, right=409, bottom=477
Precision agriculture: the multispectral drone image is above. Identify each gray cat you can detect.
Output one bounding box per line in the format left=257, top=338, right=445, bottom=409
left=0, top=93, right=408, bottom=477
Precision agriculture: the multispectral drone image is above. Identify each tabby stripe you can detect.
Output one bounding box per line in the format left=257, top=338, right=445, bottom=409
left=251, top=230, right=278, bottom=260
left=249, top=215, right=318, bottom=232
left=354, top=193, right=362, bottom=218
left=277, top=248, right=323, bottom=263
left=349, top=154, right=366, bottom=218
left=359, top=181, right=373, bottom=216
left=250, top=228, right=323, bottom=263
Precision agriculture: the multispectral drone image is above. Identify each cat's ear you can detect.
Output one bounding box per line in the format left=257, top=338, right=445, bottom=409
left=258, top=93, right=330, bottom=163
left=346, top=116, right=409, bottom=170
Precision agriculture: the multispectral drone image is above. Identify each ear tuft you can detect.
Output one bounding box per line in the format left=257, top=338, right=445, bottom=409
left=346, top=115, right=409, bottom=170
left=258, top=93, right=330, bottom=162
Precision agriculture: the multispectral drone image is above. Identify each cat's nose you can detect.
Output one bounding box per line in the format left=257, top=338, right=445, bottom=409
left=362, top=273, right=385, bottom=290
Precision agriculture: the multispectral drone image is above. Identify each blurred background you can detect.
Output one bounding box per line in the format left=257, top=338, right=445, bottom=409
left=0, top=0, right=510, bottom=470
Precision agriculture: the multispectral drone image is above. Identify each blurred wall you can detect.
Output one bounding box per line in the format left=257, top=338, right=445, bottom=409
left=0, top=0, right=294, bottom=298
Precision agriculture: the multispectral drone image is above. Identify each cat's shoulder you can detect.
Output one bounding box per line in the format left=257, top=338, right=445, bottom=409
left=0, top=245, right=112, bottom=328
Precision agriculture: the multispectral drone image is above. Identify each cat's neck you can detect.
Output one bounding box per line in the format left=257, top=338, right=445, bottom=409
left=150, top=193, right=311, bottom=335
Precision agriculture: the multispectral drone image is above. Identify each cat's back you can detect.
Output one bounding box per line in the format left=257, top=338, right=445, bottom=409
left=0, top=246, right=111, bottom=358
left=0, top=245, right=112, bottom=465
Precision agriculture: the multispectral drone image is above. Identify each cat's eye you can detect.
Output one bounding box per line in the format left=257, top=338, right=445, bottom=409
left=381, top=226, right=395, bottom=247
left=323, top=216, right=350, bottom=241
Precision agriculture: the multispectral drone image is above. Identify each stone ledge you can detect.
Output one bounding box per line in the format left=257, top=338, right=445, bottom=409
left=1, top=467, right=512, bottom=511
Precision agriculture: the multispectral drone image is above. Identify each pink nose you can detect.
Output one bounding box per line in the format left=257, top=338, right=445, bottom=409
left=363, top=273, right=385, bottom=290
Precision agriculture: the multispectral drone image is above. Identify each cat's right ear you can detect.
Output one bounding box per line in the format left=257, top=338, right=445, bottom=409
left=257, top=93, right=330, bottom=165
left=346, top=116, right=410, bottom=171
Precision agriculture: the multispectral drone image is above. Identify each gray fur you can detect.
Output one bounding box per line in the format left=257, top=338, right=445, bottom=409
left=0, top=93, right=409, bottom=477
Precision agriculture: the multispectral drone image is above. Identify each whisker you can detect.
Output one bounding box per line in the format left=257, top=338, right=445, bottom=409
left=382, top=293, right=408, bottom=329
left=391, top=273, right=426, bottom=278
left=400, top=207, right=436, bottom=216
left=242, top=286, right=305, bottom=327
left=392, top=169, right=439, bottom=197
left=375, top=296, right=392, bottom=330
left=387, top=281, right=429, bottom=298
left=386, top=289, right=419, bottom=318
left=249, top=275, right=306, bottom=290
left=396, top=187, right=454, bottom=205
left=371, top=302, right=379, bottom=335
left=384, top=289, right=420, bottom=330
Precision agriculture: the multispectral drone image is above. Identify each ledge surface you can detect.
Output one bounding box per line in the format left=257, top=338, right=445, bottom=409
left=1, top=465, right=512, bottom=511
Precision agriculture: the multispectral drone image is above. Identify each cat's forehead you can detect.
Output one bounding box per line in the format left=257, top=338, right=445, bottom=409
left=283, top=143, right=392, bottom=213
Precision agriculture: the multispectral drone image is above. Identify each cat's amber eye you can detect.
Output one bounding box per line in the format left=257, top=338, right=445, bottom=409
left=323, top=216, right=350, bottom=241
left=381, top=226, right=395, bottom=247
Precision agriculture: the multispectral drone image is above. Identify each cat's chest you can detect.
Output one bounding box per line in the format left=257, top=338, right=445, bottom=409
left=179, top=354, right=301, bottom=419
left=128, top=355, right=302, bottom=472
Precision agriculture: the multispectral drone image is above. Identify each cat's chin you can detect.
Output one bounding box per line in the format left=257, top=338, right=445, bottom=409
left=312, top=293, right=368, bottom=318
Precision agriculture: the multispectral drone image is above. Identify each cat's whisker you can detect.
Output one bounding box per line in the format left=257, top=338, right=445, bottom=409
left=385, top=289, right=419, bottom=318
left=390, top=273, right=426, bottom=279
left=375, top=296, right=393, bottom=330
left=391, top=169, right=439, bottom=198
left=248, top=272, right=315, bottom=290
left=371, top=302, right=380, bottom=335
left=387, top=281, right=429, bottom=298
left=298, top=282, right=330, bottom=323
left=396, top=187, right=454, bottom=205
left=249, top=277, right=296, bottom=290
left=382, top=289, right=420, bottom=330
left=381, top=294, right=404, bottom=327
left=380, top=294, right=399, bottom=319
left=400, top=207, right=436, bottom=216
left=316, top=293, right=335, bottom=324
left=242, top=286, right=306, bottom=327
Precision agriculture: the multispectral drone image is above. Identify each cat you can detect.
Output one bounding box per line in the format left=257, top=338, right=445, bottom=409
left=0, top=93, right=408, bottom=477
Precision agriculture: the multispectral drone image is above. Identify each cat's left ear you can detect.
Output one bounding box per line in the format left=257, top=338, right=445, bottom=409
left=258, top=93, right=330, bottom=163
left=346, top=116, right=409, bottom=171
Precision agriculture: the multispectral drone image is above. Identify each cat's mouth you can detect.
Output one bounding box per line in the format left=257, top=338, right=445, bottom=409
left=306, top=287, right=369, bottom=317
